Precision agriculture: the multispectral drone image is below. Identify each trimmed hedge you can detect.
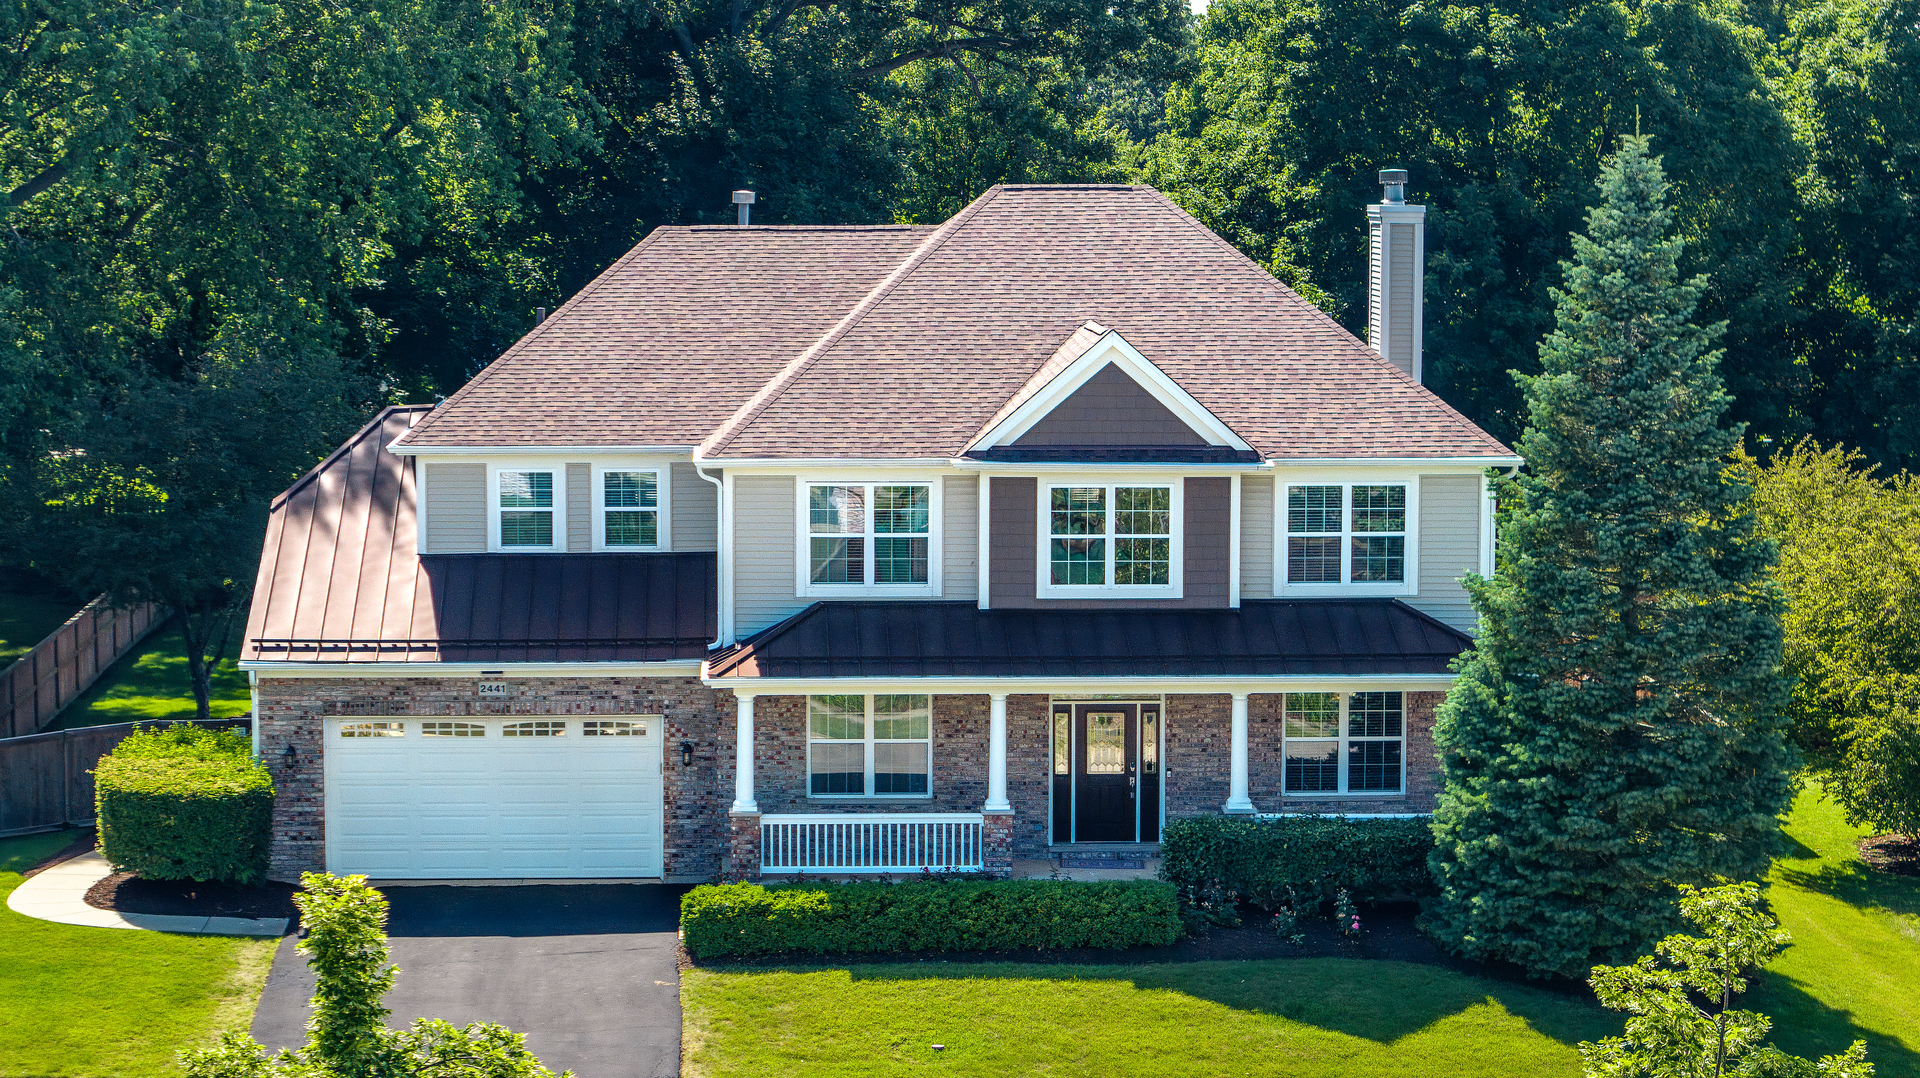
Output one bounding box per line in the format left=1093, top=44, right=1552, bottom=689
left=96, top=725, right=274, bottom=884
left=681, top=878, right=1182, bottom=958
left=1158, top=814, right=1435, bottom=909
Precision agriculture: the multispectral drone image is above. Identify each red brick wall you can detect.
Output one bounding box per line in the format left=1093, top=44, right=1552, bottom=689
left=254, top=675, right=732, bottom=882
left=740, top=694, right=992, bottom=814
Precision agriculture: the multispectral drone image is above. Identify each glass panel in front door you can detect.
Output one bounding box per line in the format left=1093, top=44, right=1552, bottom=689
left=1073, top=705, right=1137, bottom=842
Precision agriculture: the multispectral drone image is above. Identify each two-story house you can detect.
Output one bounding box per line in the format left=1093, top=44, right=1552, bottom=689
left=240, top=177, right=1515, bottom=882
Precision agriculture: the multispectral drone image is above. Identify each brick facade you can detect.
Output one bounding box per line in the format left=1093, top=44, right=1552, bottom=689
left=258, top=678, right=1445, bottom=883
left=254, top=675, right=732, bottom=882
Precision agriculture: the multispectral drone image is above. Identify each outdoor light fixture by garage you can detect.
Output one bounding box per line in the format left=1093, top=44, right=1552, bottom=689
left=280, top=742, right=299, bottom=772
left=681, top=740, right=695, bottom=768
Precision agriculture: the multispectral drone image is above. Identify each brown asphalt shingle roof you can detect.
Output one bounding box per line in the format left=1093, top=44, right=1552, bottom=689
left=397, top=185, right=1510, bottom=460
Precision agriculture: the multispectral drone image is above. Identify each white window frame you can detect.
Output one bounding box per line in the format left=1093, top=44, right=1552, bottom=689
left=1279, top=691, right=1408, bottom=797
left=1036, top=478, right=1184, bottom=599
left=806, top=694, right=934, bottom=800
left=489, top=463, right=567, bottom=552
left=794, top=477, right=943, bottom=598
left=1274, top=475, right=1419, bottom=597
left=593, top=464, right=671, bottom=552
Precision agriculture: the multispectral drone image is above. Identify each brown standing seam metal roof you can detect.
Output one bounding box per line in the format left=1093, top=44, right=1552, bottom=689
left=395, top=185, right=1512, bottom=461
left=705, top=600, right=1474, bottom=679
left=243, top=407, right=715, bottom=663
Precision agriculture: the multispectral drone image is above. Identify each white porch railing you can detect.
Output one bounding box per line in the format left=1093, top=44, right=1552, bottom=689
left=760, top=813, right=984, bottom=874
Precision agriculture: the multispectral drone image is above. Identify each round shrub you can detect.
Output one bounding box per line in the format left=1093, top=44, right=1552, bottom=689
left=96, top=724, right=274, bottom=884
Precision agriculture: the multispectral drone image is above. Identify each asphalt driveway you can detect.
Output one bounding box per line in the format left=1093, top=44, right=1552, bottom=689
left=252, top=882, right=690, bottom=1078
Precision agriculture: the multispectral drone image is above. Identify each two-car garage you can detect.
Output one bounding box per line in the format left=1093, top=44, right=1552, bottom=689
left=321, top=716, right=665, bottom=879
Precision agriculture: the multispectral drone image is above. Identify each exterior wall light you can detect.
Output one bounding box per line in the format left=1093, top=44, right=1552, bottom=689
left=281, top=742, right=299, bottom=772
left=681, top=740, right=695, bottom=768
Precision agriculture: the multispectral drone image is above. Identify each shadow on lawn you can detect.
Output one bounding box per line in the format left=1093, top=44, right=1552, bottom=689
left=1774, top=856, right=1920, bottom=920
left=1749, top=971, right=1920, bottom=1078
left=835, top=958, right=1620, bottom=1047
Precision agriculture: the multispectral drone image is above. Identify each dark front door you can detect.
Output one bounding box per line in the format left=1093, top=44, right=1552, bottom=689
left=1073, top=705, right=1137, bottom=842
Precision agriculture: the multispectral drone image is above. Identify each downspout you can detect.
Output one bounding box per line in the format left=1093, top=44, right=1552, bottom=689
left=249, top=670, right=260, bottom=759
left=695, top=465, right=730, bottom=648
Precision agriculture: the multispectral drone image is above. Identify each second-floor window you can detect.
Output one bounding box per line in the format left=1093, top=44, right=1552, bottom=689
left=597, top=468, right=663, bottom=549
left=1042, top=483, right=1179, bottom=595
left=1283, top=482, right=1410, bottom=589
left=802, top=482, right=934, bottom=592
left=497, top=469, right=557, bottom=547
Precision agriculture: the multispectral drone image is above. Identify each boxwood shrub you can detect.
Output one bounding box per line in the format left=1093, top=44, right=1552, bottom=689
left=1158, top=814, right=1435, bottom=909
left=96, top=725, right=274, bottom=884
left=681, top=878, right=1182, bottom=958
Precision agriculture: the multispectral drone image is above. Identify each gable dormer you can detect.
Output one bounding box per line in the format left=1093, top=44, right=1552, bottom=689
left=964, top=325, right=1254, bottom=462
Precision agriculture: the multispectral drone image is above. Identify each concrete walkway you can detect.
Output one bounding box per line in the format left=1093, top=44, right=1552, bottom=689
left=7, top=851, right=288, bottom=937
left=253, top=882, right=689, bottom=1078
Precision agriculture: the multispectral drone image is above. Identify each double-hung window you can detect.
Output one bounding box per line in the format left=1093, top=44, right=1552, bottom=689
left=1280, top=481, right=1414, bottom=593
left=799, top=481, right=937, bottom=595
left=1281, top=691, right=1405, bottom=795
left=807, top=694, right=932, bottom=797
left=1040, top=482, right=1181, bottom=596
left=495, top=468, right=561, bottom=549
left=595, top=467, right=666, bottom=550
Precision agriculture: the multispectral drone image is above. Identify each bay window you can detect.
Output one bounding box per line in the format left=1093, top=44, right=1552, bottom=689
left=798, top=481, right=937, bottom=595
left=1040, top=482, right=1181, bottom=596
left=808, top=694, right=932, bottom=797
left=1281, top=691, right=1405, bottom=795
left=1280, top=481, right=1414, bottom=592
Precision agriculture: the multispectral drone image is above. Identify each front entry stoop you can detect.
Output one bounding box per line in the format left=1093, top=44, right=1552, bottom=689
left=1012, top=844, right=1163, bottom=882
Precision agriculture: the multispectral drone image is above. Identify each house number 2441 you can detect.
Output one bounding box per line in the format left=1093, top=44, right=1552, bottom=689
left=477, top=682, right=511, bottom=696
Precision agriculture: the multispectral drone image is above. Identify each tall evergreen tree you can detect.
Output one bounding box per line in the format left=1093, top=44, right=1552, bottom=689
left=1425, top=137, right=1795, bottom=978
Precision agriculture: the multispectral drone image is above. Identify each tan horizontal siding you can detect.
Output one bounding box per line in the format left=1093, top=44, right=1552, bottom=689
left=1409, top=474, right=1480, bottom=634
left=1241, top=474, right=1274, bottom=599
left=672, top=462, right=718, bottom=551
left=423, top=462, right=486, bottom=553
left=566, top=462, right=591, bottom=552
left=733, top=475, right=802, bottom=637
left=944, top=474, right=978, bottom=602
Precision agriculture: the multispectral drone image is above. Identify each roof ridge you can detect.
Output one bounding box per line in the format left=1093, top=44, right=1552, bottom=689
left=274, top=406, right=426, bottom=508
left=697, top=186, right=1008, bottom=459
left=399, top=226, right=675, bottom=445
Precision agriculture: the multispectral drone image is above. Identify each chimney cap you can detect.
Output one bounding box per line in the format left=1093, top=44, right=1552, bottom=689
left=1378, top=169, right=1409, bottom=184
left=731, top=190, right=757, bottom=204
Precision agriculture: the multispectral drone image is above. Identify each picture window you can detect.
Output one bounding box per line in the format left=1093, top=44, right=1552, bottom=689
left=1284, top=483, right=1409, bottom=586
left=1281, top=691, right=1404, bottom=795
left=807, top=695, right=931, bottom=797
left=1045, top=484, right=1176, bottom=592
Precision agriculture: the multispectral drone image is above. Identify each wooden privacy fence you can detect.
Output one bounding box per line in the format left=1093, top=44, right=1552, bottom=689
left=0, top=718, right=250, bottom=837
left=1, top=596, right=162, bottom=738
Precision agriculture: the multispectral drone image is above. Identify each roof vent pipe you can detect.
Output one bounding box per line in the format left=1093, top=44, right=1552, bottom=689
left=731, top=189, right=756, bottom=226
left=1378, top=169, right=1408, bottom=204
left=535, top=306, right=546, bottom=324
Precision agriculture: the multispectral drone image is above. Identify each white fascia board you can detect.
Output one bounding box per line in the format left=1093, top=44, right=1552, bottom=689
left=391, top=444, right=697, bottom=457
left=704, top=674, right=1457, bottom=695
left=692, top=458, right=955, bottom=471
left=967, top=332, right=1255, bottom=452
left=243, top=660, right=704, bottom=678
left=1268, top=456, right=1522, bottom=469
left=950, top=460, right=1268, bottom=474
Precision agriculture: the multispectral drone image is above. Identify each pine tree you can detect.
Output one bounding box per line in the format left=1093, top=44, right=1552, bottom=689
left=1425, top=137, right=1796, bottom=978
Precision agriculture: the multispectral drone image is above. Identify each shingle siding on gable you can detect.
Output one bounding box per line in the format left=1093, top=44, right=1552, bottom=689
left=989, top=475, right=1229, bottom=609
left=672, top=463, right=718, bottom=551
left=1408, top=474, right=1481, bottom=633
left=944, top=475, right=979, bottom=603
left=733, top=475, right=800, bottom=637
left=566, top=463, right=591, bottom=551
left=1011, top=363, right=1207, bottom=446
left=1241, top=474, right=1275, bottom=600
left=423, top=462, right=485, bottom=553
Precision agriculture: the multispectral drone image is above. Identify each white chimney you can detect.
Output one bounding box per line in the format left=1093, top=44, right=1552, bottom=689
left=1366, top=169, right=1426, bottom=383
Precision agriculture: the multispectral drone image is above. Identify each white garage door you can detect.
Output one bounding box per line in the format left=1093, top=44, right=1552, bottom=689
left=324, top=716, right=664, bottom=879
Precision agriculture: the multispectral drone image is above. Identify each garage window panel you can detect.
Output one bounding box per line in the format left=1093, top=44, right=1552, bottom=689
left=340, top=722, right=404, bottom=738
left=421, top=721, right=486, bottom=737
left=503, top=720, right=567, bottom=737
left=584, top=720, right=646, bottom=736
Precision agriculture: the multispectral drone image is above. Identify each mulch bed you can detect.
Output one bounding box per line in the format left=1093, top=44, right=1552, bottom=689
left=681, top=900, right=1588, bottom=996
left=1858, top=834, right=1920, bottom=877
left=85, top=870, right=301, bottom=924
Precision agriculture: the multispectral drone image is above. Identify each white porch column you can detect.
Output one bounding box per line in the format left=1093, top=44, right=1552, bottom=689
left=1223, top=691, right=1256, bottom=814
left=731, top=692, right=759, bottom=814
left=984, top=693, right=1011, bottom=813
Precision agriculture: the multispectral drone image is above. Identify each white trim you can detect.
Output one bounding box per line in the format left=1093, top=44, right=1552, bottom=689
left=1478, top=470, right=1496, bottom=578
left=412, top=457, right=427, bottom=557
left=1224, top=691, right=1254, bottom=813
left=703, top=674, right=1455, bottom=694
left=967, top=331, right=1254, bottom=452
left=1274, top=476, right=1420, bottom=598
left=393, top=443, right=696, bottom=457
left=1266, top=456, right=1521, bottom=468
left=952, top=460, right=1266, bottom=474
left=1036, top=478, right=1183, bottom=599
left=732, top=692, right=758, bottom=814
left=793, top=477, right=943, bottom=598
left=1229, top=473, right=1243, bottom=609
left=244, top=661, right=704, bottom=677
left=977, top=474, right=992, bottom=610
left=984, top=693, right=1010, bottom=813
left=699, top=465, right=732, bottom=647
left=592, top=463, right=671, bottom=552
left=694, top=457, right=955, bottom=470
left=488, top=462, right=567, bottom=552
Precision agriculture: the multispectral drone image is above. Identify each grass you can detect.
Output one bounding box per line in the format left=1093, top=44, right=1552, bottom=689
left=55, top=618, right=250, bottom=729
left=1751, top=788, right=1920, bottom=1075
left=683, top=959, right=1618, bottom=1077
left=0, top=831, right=278, bottom=1078
left=0, top=576, right=85, bottom=667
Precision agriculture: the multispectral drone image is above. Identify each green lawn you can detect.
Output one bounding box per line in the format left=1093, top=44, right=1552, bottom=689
left=55, top=618, right=250, bottom=728
left=0, top=577, right=84, bottom=666
left=684, top=958, right=1618, bottom=1077
left=1752, top=789, right=1920, bottom=1075
left=0, top=831, right=277, bottom=1078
